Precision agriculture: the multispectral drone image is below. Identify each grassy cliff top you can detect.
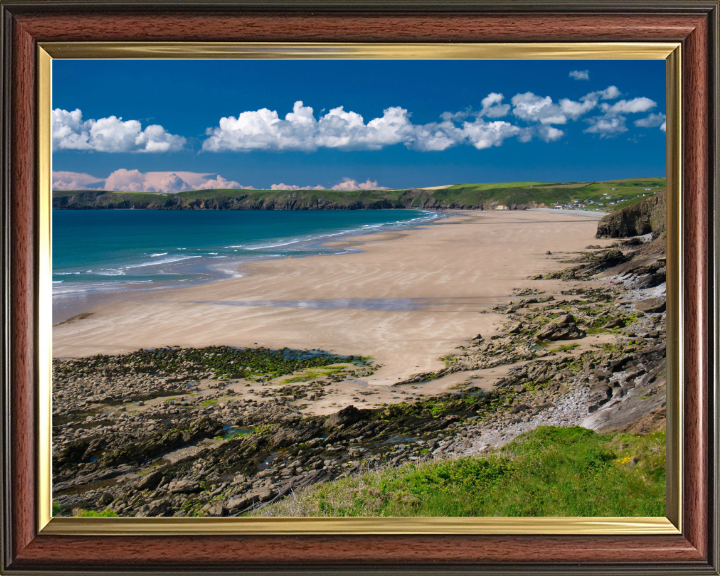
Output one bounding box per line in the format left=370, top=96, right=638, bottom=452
left=53, top=176, right=666, bottom=212
left=250, top=426, right=666, bottom=517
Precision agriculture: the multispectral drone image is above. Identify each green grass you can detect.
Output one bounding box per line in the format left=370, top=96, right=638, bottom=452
left=280, top=365, right=345, bottom=384
left=425, top=178, right=664, bottom=212
left=200, top=395, right=234, bottom=407
left=77, top=509, right=119, bottom=517
left=251, top=426, right=666, bottom=518
left=551, top=343, right=580, bottom=353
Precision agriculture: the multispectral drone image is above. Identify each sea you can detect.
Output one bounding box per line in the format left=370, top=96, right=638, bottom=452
left=52, top=209, right=443, bottom=320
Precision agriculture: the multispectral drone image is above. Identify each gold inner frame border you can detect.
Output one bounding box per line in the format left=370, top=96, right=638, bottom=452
left=37, top=41, right=682, bottom=536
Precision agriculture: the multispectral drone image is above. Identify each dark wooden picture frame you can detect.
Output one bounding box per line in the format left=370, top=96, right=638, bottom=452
left=1, top=1, right=718, bottom=573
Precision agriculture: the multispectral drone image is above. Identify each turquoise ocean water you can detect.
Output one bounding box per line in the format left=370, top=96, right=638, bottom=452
left=52, top=209, right=442, bottom=306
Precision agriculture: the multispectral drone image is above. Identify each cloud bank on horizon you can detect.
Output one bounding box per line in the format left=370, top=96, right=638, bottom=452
left=51, top=169, right=388, bottom=194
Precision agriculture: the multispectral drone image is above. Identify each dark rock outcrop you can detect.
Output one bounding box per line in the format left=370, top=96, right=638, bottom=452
left=268, top=422, right=321, bottom=449
left=324, top=405, right=369, bottom=429
left=535, top=314, right=586, bottom=341
left=635, top=297, right=666, bottom=313
left=596, top=190, right=666, bottom=238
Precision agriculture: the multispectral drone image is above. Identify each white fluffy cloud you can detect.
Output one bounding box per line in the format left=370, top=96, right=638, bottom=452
left=584, top=95, right=657, bottom=137
left=558, top=97, right=597, bottom=121
left=479, top=93, right=511, bottom=118
left=558, top=86, right=620, bottom=121
left=569, top=70, right=590, bottom=81
left=597, top=85, right=622, bottom=100
left=537, top=125, right=565, bottom=142
left=510, top=85, right=625, bottom=131
left=511, top=93, right=567, bottom=125
left=634, top=112, right=666, bottom=128
left=52, top=109, right=186, bottom=153
left=660, top=121, right=667, bottom=132
left=460, top=118, right=523, bottom=149
left=51, top=171, right=105, bottom=191
left=203, top=100, right=537, bottom=153
left=56, top=84, right=660, bottom=162
left=203, top=101, right=413, bottom=153
left=584, top=117, right=628, bottom=136
left=601, top=97, right=656, bottom=115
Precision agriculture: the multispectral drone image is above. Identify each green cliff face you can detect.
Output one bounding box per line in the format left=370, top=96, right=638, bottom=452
left=52, top=177, right=665, bottom=212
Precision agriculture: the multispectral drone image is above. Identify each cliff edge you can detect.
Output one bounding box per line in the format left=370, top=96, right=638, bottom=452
left=596, top=190, right=666, bottom=239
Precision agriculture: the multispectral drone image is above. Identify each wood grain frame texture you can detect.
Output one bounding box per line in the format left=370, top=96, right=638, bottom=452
left=0, top=1, right=718, bottom=574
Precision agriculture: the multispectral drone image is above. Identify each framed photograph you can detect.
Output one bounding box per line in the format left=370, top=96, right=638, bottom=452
left=1, top=1, right=717, bottom=574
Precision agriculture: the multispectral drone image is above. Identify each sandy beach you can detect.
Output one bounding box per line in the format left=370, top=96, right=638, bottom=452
left=54, top=210, right=611, bottom=388
left=51, top=206, right=670, bottom=519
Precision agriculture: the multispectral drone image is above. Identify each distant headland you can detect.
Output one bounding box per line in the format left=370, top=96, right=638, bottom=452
left=53, top=177, right=665, bottom=213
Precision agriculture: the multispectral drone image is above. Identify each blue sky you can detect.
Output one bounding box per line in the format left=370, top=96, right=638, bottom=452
left=52, top=59, right=666, bottom=192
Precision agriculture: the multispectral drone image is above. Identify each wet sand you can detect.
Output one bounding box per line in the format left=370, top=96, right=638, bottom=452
left=53, top=210, right=612, bottom=388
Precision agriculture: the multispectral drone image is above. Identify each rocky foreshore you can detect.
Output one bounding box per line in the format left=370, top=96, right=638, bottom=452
left=52, top=232, right=667, bottom=518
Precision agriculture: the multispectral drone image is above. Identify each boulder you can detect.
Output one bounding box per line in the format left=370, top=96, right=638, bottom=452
left=602, top=317, right=625, bottom=329
left=206, top=503, right=228, bottom=517
left=510, top=404, right=531, bottom=414
left=324, top=405, right=369, bottom=429
left=227, top=488, right=276, bottom=511
left=633, top=272, right=666, bottom=290
left=167, top=479, right=201, bottom=494
left=635, top=297, right=666, bottom=313
left=586, top=379, right=613, bottom=413
left=609, top=355, right=634, bottom=372
left=135, top=470, right=163, bottom=491
left=97, top=492, right=114, bottom=506
left=227, top=494, right=258, bottom=511
left=268, top=422, right=321, bottom=449
left=507, top=322, right=523, bottom=334
left=146, top=499, right=174, bottom=517
left=536, top=314, right=586, bottom=341
left=598, top=249, right=628, bottom=266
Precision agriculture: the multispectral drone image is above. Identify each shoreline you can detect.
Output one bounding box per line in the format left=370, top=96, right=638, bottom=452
left=53, top=210, right=611, bottom=389
left=51, top=208, right=445, bottom=324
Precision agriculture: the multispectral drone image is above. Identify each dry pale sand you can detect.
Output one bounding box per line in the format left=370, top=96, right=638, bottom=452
left=53, top=210, right=612, bottom=387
